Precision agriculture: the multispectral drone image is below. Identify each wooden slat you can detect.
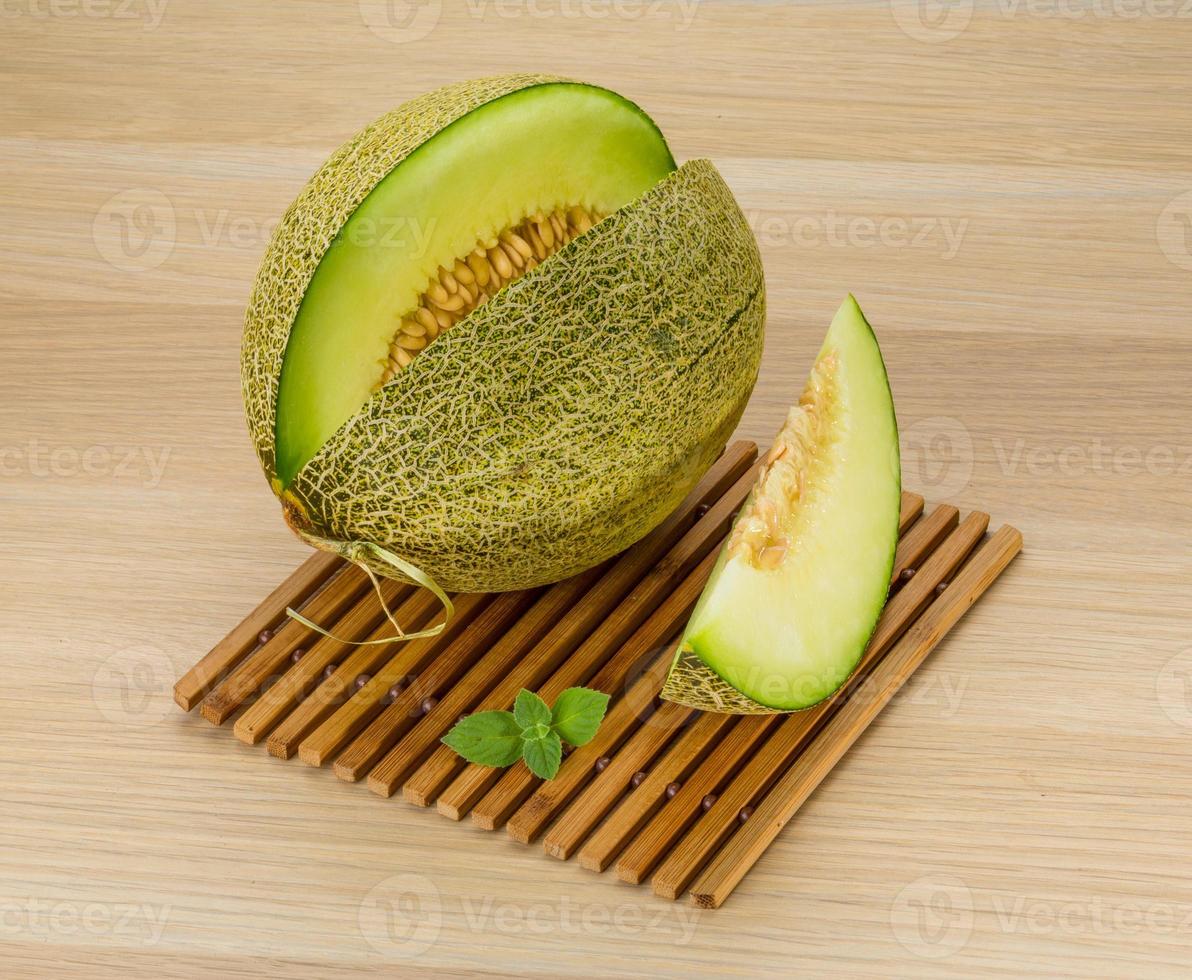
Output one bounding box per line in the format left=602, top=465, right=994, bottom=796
left=899, top=491, right=924, bottom=533
left=364, top=567, right=606, bottom=796
left=618, top=715, right=780, bottom=883
left=265, top=588, right=452, bottom=758
left=231, top=579, right=415, bottom=744
left=890, top=504, right=958, bottom=585
left=198, top=564, right=372, bottom=725
left=534, top=700, right=696, bottom=854
left=332, top=587, right=544, bottom=781
left=651, top=510, right=991, bottom=899
left=471, top=546, right=720, bottom=831
left=294, top=591, right=483, bottom=766
left=397, top=442, right=758, bottom=808
left=173, top=550, right=342, bottom=711
left=502, top=643, right=674, bottom=841
left=541, top=705, right=718, bottom=860
left=446, top=463, right=757, bottom=823
left=688, top=524, right=1024, bottom=909
left=496, top=548, right=719, bottom=839
left=573, top=711, right=733, bottom=870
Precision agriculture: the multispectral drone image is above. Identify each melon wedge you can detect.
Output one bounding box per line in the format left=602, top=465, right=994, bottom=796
left=662, top=296, right=901, bottom=713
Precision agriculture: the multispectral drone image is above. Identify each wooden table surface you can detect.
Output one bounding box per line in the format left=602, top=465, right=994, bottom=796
left=3, top=1, right=1190, bottom=976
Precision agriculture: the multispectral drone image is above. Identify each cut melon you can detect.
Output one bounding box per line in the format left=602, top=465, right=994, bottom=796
left=242, top=75, right=766, bottom=593
left=662, top=296, right=901, bottom=713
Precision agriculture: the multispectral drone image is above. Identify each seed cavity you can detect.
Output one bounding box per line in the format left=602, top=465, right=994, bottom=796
left=378, top=204, right=604, bottom=386
left=727, top=352, right=839, bottom=569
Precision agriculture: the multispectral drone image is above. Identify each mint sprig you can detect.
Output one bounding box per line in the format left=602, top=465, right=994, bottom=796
left=442, top=687, right=610, bottom=780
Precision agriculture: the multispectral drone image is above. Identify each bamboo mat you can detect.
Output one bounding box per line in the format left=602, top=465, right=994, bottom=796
left=176, top=441, right=1022, bottom=908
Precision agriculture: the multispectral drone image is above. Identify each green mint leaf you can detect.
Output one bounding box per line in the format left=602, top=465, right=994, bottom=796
left=441, top=711, right=523, bottom=768
left=550, top=687, right=611, bottom=747
left=521, top=730, right=563, bottom=780
left=513, top=688, right=552, bottom=731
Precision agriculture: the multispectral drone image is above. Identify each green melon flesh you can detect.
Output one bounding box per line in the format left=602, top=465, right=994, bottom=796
left=273, top=82, right=676, bottom=487
left=664, top=296, right=901, bottom=713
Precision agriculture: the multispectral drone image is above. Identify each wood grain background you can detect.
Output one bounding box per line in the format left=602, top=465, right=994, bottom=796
left=2, top=1, right=1190, bottom=976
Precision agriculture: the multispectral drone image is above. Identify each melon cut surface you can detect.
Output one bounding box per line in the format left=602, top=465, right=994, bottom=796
left=663, top=296, right=901, bottom=713
left=273, top=80, right=676, bottom=487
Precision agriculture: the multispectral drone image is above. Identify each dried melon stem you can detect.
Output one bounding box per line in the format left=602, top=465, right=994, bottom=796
left=727, top=351, right=839, bottom=570
left=379, top=204, right=604, bottom=386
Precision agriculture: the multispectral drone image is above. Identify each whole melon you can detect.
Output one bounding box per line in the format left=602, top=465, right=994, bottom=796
left=242, top=74, right=765, bottom=593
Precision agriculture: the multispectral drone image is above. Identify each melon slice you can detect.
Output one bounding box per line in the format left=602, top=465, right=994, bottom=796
left=273, top=80, right=676, bottom=487
left=663, top=296, right=901, bottom=713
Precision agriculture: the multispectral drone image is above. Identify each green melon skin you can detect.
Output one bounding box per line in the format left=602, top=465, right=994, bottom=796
left=283, top=159, right=765, bottom=593
left=662, top=297, right=901, bottom=714
left=241, top=75, right=765, bottom=594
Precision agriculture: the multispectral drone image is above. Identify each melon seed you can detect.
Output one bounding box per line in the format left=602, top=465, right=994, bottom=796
left=380, top=205, right=603, bottom=386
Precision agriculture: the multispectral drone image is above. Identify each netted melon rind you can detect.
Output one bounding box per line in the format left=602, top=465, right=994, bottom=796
left=286, top=160, right=765, bottom=593
left=661, top=646, right=784, bottom=715
left=242, top=73, right=566, bottom=483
